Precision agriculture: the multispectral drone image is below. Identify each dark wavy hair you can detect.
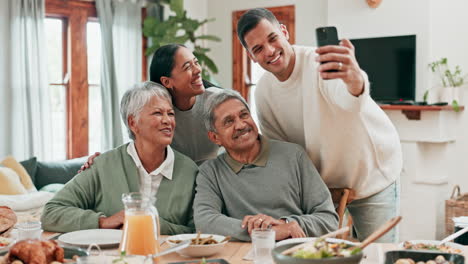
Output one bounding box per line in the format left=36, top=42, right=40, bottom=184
left=149, top=44, right=218, bottom=88
left=237, top=8, right=280, bottom=49
left=149, top=44, right=185, bottom=85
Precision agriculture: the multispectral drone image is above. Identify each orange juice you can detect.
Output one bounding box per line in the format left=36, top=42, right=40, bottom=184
left=120, top=214, right=161, bottom=256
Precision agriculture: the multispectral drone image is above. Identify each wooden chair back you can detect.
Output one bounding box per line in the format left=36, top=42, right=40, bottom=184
left=329, top=188, right=355, bottom=239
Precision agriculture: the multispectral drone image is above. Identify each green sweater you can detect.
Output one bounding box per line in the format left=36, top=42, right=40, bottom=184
left=41, top=144, right=198, bottom=235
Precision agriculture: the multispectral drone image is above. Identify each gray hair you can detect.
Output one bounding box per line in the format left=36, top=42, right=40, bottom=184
left=203, top=89, right=250, bottom=132
left=120, top=81, right=173, bottom=140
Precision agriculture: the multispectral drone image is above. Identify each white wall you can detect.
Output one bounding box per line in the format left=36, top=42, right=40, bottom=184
left=0, top=0, right=11, bottom=158
left=429, top=0, right=468, bottom=193
left=205, top=0, right=327, bottom=88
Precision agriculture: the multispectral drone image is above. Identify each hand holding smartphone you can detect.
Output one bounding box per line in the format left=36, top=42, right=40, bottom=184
left=316, top=26, right=340, bottom=72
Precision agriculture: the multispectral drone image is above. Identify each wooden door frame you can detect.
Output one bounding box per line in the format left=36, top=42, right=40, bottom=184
left=232, top=5, right=295, bottom=100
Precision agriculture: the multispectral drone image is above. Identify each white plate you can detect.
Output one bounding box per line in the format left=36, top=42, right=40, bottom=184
left=399, top=240, right=464, bottom=253
left=275, top=237, right=358, bottom=247
left=166, top=233, right=228, bottom=258
left=58, top=229, right=122, bottom=248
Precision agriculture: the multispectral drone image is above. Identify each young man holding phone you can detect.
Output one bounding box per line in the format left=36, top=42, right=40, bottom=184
left=237, top=8, right=402, bottom=242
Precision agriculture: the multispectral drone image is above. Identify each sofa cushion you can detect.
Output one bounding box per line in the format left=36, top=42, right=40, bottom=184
left=35, top=157, right=87, bottom=189
left=19, top=157, right=37, bottom=183
left=0, top=167, right=28, bottom=195
left=1, top=156, right=36, bottom=192
left=39, top=183, right=65, bottom=193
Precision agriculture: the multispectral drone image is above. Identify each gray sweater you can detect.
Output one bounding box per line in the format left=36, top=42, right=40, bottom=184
left=171, top=87, right=221, bottom=164
left=193, top=137, right=338, bottom=241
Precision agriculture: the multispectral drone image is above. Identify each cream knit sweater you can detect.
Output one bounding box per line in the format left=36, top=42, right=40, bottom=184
left=254, top=45, right=402, bottom=199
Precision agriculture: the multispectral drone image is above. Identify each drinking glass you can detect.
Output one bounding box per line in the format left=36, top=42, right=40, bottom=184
left=16, top=221, right=42, bottom=240
left=251, top=228, right=275, bottom=264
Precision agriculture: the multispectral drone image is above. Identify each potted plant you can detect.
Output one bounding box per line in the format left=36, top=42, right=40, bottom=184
left=428, top=58, right=466, bottom=110
left=143, top=0, right=221, bottom=81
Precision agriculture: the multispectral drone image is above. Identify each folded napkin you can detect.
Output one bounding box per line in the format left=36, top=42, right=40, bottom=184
left=0, top=191, right=54, bottom=211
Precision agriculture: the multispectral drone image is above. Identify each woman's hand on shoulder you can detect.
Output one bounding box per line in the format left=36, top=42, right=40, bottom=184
left=78, top=152, right=101, bottom=173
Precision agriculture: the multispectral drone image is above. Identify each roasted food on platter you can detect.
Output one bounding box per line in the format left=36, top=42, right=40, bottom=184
left=0, top=207, right=17, bottom=236
left=0, top=239, right=79, bottom=264
left=402, top=241, right=462, bottom=254
left=394, top=255, right=454, bottom=264
left=168, top=232, right=230, bottom=246
left=291, top=238, right=361, bottom=259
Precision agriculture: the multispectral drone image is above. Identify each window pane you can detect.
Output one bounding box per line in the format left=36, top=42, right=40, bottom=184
left=45, top=18, right=66, bottom=160
left=87, top=22, right=102, bottom=154
left=49, top=85, right=67, bottom=159
left=45, top=19, right=63, bottom=84
left=87, top=22, right=101, bottom=85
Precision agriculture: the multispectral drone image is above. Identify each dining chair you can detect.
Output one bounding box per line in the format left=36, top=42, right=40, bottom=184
left=329, top=188, right=355, bottom=239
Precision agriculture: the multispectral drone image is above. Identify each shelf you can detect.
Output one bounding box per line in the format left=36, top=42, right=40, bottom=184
left=381, top=105, right=464, bottom=143
left=380, top=105, right=464, bottom=120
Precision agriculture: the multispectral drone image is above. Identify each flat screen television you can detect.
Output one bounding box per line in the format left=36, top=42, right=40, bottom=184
left=351, top=35, right=416, bottom=103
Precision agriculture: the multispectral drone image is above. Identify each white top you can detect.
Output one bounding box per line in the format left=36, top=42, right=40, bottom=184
left=254, top=45, right=402, bottom=199
left=127, top=142, right=174, bottom=198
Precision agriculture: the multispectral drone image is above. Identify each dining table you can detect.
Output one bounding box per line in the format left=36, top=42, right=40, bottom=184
left=42, top=232, right=468, bottom=264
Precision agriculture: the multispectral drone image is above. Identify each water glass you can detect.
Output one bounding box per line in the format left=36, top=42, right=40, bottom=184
left=251, top=228, right=275, bottom=264
left=16, top=221, right=42, bottom=240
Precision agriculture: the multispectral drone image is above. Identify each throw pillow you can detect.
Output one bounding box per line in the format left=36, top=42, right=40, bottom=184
left=0, top=168, right=28, bottom=195
left=19, top=157, right=37, bottom=184
left=35, top=156, right=87, bottom=189
left=39, top=183, right=65, bottom=193
left=1, top=156, right=37, bottom=192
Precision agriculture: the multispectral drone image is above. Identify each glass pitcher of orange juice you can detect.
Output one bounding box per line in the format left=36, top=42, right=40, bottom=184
left=120, top=192, right=161, bottom=258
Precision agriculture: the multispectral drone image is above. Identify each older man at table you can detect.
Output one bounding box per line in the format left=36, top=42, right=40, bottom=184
left=193, top=89, right=338, bottom=241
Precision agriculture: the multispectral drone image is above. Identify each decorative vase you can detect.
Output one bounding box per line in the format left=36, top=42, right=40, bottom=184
left=439, top=87, right=460, bottom=104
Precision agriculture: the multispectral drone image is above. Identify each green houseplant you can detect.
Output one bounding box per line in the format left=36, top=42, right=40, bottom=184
left=427, top=58, right=465, bottom=110
left=143, top=0, right=221, bottom=80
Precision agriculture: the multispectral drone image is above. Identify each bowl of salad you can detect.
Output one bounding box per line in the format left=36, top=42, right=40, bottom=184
left=271, top=238, right=363, bottom=264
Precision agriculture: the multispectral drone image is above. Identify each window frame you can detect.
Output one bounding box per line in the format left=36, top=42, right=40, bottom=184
left=46, top=0, right=147, bottom=159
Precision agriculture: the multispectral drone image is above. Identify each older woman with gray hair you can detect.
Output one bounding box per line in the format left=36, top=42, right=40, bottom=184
left=42, top=82, right=198, bottom=234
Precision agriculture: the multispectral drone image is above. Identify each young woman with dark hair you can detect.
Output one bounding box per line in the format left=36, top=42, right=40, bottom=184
left=149, top=44, right=221, bottom=164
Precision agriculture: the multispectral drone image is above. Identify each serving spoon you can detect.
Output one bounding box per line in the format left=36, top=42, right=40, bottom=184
left=353, top=216, right=402, bottom=251
left=438, top=226, right=468, bottom=246
left=281, top=226, right=351, bottom=255
left=282, top=216, right=402, bottom=256
left=151, top=240, right=191, bottom=258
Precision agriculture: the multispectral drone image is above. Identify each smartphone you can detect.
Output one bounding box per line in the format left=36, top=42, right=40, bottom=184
left=316, top=26, right=339, bottom=47
left=316, top=26, right=340, bottom=72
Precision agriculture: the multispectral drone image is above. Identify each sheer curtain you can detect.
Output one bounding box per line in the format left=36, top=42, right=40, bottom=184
left=113, top=0, right=143, bottom=143
left=0, top=0, right=52, bottom=160
left=96, top=0, right=143, bottom=149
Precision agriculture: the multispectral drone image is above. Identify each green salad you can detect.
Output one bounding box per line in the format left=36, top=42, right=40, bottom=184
left=292, top=239, right=361, bottom=259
